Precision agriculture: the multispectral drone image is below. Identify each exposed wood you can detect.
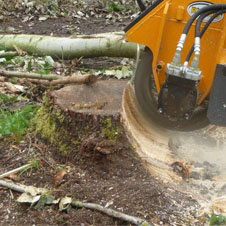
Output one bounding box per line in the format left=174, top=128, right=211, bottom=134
left=49, top=74, right=97, bottom=85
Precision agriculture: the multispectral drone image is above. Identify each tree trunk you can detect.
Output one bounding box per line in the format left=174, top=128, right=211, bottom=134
left=33, top=80, right=129, bottom=157
left=0, top=32, right=144, bottom=59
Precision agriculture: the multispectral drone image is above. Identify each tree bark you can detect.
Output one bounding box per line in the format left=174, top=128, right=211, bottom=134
left=0, top=32, right=144, bottom=59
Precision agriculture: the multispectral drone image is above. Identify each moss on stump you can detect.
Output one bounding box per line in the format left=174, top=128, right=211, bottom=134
left=33, top=80, right=128, bottom=156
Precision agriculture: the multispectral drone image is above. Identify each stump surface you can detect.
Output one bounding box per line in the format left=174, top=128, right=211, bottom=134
left=52, top=80, right=128, bottom=116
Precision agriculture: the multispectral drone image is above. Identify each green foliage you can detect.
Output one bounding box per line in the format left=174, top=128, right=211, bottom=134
left=0, top=46, right=6, bottom=51
left=106, top=2, right=123, bottom=12
left=19, top=159, right=40, bottom=176
left=209, top=213, right=226, bottom=226
left=0, top=105, right=39, bottom=143
left=36, top=69, right=51, bottom=75
left=33, top=194, right=55, bottom=210
left=0, top=94, right=18, bottom=106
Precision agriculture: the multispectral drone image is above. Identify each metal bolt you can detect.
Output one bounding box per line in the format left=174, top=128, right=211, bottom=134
left=158, top=108, right=164, bottom=114
left=184, top=113, right=190, bottom=120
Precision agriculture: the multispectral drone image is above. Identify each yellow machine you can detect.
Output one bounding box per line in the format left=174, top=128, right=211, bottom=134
left=125, top=0, right=226, bottom=130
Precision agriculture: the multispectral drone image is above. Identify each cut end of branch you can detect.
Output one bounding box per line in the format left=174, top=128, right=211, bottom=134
left=85, top=74, right=97, bottom=85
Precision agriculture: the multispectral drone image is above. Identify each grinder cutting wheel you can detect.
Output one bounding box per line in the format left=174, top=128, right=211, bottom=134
left=124, top=0, right=226, bottom=130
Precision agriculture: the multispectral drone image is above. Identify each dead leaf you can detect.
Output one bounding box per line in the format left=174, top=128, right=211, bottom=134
left=54, top=170, right=67, bottom=185
left=17, top=193, right=41, bottom=204
left=6, top=173, right=18, bottom=181
left=59, top=197, right=72, bottom=211
left=39, top=16, right=48, bottom=21
left=4, top=82, right=25, bottom=93
left=13, top=45, right=27, bottom=56
left=95, top=146, right=113, bottom=155
left=171, top=161, right=191, bottom=178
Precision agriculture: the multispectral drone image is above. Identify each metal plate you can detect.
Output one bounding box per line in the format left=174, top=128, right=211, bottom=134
left=134, top=48, right=209, bottom=131
left=207, top=64, right=226, bottom=126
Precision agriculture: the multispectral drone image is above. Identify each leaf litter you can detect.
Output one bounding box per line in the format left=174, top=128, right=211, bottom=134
left=0, top=0, right=215, bottom=225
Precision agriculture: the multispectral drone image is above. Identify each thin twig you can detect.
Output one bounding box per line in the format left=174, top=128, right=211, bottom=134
left=72, top=201, right=152, bottom=226
left=0, top=70, right=97, bottom=85
left=0, top=164, right=32, bottom=179
left=0, top=180, right=152, bottom=226
left=0, top=180, right=25, bottom=193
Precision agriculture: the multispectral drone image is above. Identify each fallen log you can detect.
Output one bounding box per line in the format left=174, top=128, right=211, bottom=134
left=0, top=32, right=144, bottom=59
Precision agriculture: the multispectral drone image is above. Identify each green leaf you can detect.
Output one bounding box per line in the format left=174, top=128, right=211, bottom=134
left=0, top=46, right=6, bottom=51
left=36, top=69, right=51, bottom=75
left=106, top=2, right=123, bottom=12
left=5, top=55, right=14, bottom=61
left=210, top=213, right=226, bottom=225
left=0, top=104, right=39, bottom=143
left=33, top=195, right=55, bottom=210
left=27, top=60, right=32, bottom=72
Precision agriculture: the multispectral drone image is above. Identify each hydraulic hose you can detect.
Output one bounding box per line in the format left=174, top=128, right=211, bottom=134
left=195, top=10, right=218, bottom=37
left=185, top=10, right=226, bottom=63
left=136, top=0, right=146, bottom=11
left=183, top=4, right=226, bottom=35
left=173, top=4, right=226, bottom=64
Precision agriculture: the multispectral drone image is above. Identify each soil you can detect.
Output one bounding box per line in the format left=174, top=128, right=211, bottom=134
left=0, top=7, right=209, bottom=226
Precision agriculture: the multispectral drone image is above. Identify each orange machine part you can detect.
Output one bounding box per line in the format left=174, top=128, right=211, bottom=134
left=125, top=0, right=226, bottom=104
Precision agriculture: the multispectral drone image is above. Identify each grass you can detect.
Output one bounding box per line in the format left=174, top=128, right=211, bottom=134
left=0, top=104, right=39, bottom=143
left=209, top=213, right=226, bottom=226
left=19, top=159, right=40, bottom=176
left=106, top=2, right=124, bottom=12
left=0, top=94, right=18, bottom=106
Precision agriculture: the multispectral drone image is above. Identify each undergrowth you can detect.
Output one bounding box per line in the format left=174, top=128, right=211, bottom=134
left=209, top=213, right=226, bottom=226
left=0, top=103, right=39, bottom=143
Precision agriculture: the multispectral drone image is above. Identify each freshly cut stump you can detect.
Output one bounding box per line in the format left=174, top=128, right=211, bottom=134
left=122, top=82, right=226, bottom=215
left=53, top=79, right=127, bottom=116
left=34, top=79, right=128, bottom=157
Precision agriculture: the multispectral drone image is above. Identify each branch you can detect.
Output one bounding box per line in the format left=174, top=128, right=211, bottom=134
left=72, top=201, right=152, bottom=226
left=49, top=74, right=97, bottom=85
left=0, top=70, right=60, bottom=80
left=0, top=70, right=97, bottom=85
left=0, top=179, right=25, bottom=193
left=0, top=180, right=152, bottom=226
left=0, top=51, right=18, bottom=57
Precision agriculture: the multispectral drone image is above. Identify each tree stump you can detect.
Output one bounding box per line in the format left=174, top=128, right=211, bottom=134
left=34, top=79, right=129, bottom=157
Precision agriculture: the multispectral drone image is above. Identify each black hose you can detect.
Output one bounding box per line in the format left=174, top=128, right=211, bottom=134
left=183, top=4, right=226, bottom=35
left=185, top=10, right=226, bottom=62
left=195, top=10, right=217, bottom=37
left=136, top=0, right=146, bottom=11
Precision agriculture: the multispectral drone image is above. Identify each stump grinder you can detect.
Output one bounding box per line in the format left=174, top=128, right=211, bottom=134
left=125, top=0, right=226, bottom=131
